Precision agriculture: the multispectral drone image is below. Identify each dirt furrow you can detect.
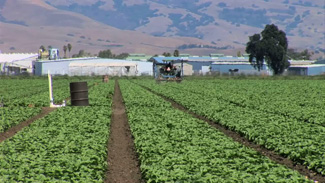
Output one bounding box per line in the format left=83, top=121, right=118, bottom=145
left=0, top=107, right=56, bottom=143
left=105, top=80, right=142, bottom=183
left=139, top=84, right=325, bottom=182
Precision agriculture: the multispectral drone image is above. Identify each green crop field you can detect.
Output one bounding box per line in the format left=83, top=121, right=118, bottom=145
left=0, top=77, right=323, bottom=182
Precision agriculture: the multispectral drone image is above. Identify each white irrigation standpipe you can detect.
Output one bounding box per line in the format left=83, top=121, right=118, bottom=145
left=48, top=71, right=66, bottom=108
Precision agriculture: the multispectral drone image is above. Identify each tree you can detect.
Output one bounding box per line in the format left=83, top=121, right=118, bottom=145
left=162, top=52, right=171, bottom=57
left=115, top=53, right=129, bottom=59
left=98, top=49, right=114, bottom=58
left=287, top=48, right=313, bottom=60
left=63, top=45, right=67, bottom=58
left=246, top=34, right=266, bottom=71
left=173, top=50, right=180, bottom=57
left=237, top=51, right=242, bottom=57
left=67, top=43, right=72, bottom=57
left=246, top=24, right=289, bottom=75
left=97, top=50, right=129, bottom=59
left=72, top=50, right=92, bottom=58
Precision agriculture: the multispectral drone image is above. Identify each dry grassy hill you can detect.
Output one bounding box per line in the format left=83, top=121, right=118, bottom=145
left=0, top=0, right=324, bottom=58
left=0, top=0, right=218, bottom=55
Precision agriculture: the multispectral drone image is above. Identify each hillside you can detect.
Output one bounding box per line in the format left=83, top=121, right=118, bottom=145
left=0, top=0, right=324, bottom=57
left=0, top=0, right=218, bottom=55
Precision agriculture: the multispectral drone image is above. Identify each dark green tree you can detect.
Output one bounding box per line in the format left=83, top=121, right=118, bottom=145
left=162, top=52, right=171, bottom=57
left=63, top=45, right=67, bottom=58
left=246, top=24, right=289, bottom=75
left=72, top=50, right=92, bottom=58
left=237, top=51, right=242, bottom=57
left=115, top=53, right=129, bottom=59
left=173, top=50, right=180, bottom=57
left=246, top=34, right=265, bottom=71
left=98, top=49, right=114, bottom=58
left=287, top=48, right=313, bottom=60
left=72, top=50, right=85, bottom=58
left=300, top=49, right=313, bottom=60
left=67, top=43, right=72, bottom=57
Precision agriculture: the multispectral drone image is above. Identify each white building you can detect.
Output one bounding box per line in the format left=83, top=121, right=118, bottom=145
left=34, top=57, right=153, bottom=76
left=0, top=53, right=38, bottom=75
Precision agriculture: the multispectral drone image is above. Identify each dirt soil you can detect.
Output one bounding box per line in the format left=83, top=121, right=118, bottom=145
left=0, top=107, right=56, bottom=143
left=141, top=85, right=325, bottom=183
left=105, top=81, right=142, bottom=183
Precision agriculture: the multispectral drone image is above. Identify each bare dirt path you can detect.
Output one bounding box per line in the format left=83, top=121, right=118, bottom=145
left=0, top=107, right=56, bottom=143
left=140, top=84, right=324, bottom=183
left=105, top=80, right=142, bottom=183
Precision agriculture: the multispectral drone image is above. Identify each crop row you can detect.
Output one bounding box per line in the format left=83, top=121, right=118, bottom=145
left=0, top=81, right=114, bottom=182
left=134, top=79, right=325, bottom=176
left=0, top=78, right=103, bottom=133
left=0, top=79, right=47, bottom=94
left=171, top=80, right=325, bottom=126
left=0, top=78, right=100, bottom=107
left=119, top=80, right=310, bottom=182
left=0, top=107, right=41, bottom=133
left=1, top=79, right=65, bottom=106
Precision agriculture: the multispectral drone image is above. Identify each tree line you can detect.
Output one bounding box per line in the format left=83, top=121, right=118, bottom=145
left=69, top=49, right=130, bottom=59
left=39, top=44, right=130, bottom=59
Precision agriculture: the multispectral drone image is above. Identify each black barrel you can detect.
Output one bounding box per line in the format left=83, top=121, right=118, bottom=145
left=70, top=82, right=89, bottom=106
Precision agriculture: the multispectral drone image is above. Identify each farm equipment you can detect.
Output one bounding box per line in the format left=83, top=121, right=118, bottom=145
left=152, top=58, right=187, bottom=83
left=38, top=48, right=59, bottom=60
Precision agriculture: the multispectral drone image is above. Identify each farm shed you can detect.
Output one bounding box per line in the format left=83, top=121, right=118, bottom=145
left=187, top=58, right=214, bottom=75
left=186, top=54, right=250, bottom=75
left=287, top=65, right=325, bottom=75
left=34, top=58, right=153, bottom=76
left=314, top=59, right=325, bottom=64
left=286, top=60, right=325, bottom=76
left=69, top=62, right=137, bottom=76
left=211, top=59, right=270, bottom=75
left=0, top=53, right=38, bottom=75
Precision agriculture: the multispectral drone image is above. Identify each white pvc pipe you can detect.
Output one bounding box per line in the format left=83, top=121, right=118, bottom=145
left=48, top=71, right=54, bottom=106
left=48, top=71, right=66, bottom=108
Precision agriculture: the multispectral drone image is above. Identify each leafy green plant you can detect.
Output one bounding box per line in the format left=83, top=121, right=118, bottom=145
left=0, top=81, right=114, bottom=182
left=135, top=79, right=325, bottom=176
left=119, top=80, right=311, bottom=182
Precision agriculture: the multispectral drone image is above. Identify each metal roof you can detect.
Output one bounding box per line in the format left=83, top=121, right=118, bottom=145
left=289, top=60, right=316, bottom=65
left=191, top=57, right=249, bottom=62
left=151, top=57, right=188, bottom=64
left=314, top=59, right=325, bottom=64
left=69, top=62, right=137, bottom=67
left=38, top=57, right=99, bottom=63
left=212, top=62, right=252, bottom=65
left=289, top=64, right=325, bottom=68
left=152, top=56, right=250, bottom=63
left=0, top=53, right=38, bottom=63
